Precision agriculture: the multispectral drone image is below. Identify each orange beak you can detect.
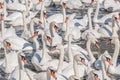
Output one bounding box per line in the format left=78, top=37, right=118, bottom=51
left=106, top=39, right=112, bottom=45
left=47, top=37, right=51, bottom=43
left=7, top=42, right=12, bottom=50
left=91, top=0, right=94, bottom=4
left=51, top=71, right=57, bottom=79
left=106, top=58, right=113, bottom=65
left=21, top=56, right=27, bottom=64
left=43, top=12, right=47, bottom=18
left=63, top=3, right=67, bottom=9
left=32, top=32, right=38, bottom=38
left=95, top=42, right=100, bottom=49
left=114, top=0, right=119, bottom=3
left=38, top=0, right=42, bottom=4
left=0, top=3, right=3, bottom=9
left=54, top=25, right=58, bottom=33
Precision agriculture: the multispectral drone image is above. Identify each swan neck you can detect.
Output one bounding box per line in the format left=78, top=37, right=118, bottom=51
left=40, top=2, right=44, bottom=23
left=101, top=60, right=108, bottom=79
left=88, top=10, right=92, bottom=29
left=94, top=0, right=100, bottom=22
left=25, top=0, right=29, bottom=15
left=68, top=35, right=73, bottom=62
left=112, top=38, right=119, bottom=67
left=23, top=12, right=28, bottom=31
left=30, top=20, right=34, bottom=36
left=86, top=39, right=95, bottom=63
left=57, top=46, right=64, bottom=73
left=73, top=58, right=79, bottom=77
left=3, top=42, right=9, bottom=73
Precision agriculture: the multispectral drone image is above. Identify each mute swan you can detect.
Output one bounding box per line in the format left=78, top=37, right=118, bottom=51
left=82, top=8, right=101, bottom=40
left=68, top=54, right=88, bottom=80
left=21, top=11, right=31, bottom=40
left=47, top=2, right=75, bottom=24
left=64, top=15, right=81, bottom=42
left=6, top=0, right=33, bottom=12
left=8, top=50, right=36, bottom=80
left=48, top=21, right=62, bottom=46
left=34, top=44, right=70, bottom=80
left=31, top=29, right=52, bottom=71
left=0, top=40, right=18, bottom=73
left=8, top=10, right=38, bottom=26
left=101, top=51, right=117, bottom=79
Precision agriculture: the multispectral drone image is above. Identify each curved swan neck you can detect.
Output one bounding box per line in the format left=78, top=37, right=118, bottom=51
left=101, top=60, right=108, bottom=79
left=3, top=42, right=9, bottom=73
left=73, top=58, right=79, bottom=77
left=57, top=45, right=64, bottom=73
left=68, top=34, right=73, bottom=63
left=112, top=38, right=119, bottom=67
left=86, top=39, right=96, bottom=64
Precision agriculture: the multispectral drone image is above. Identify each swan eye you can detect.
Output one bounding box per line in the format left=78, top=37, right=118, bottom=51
left=106, top=57, right=110, bottom=61
left=93, top=73, right=98, bottom=77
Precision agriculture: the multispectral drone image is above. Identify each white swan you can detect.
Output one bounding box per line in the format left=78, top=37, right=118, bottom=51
left=34, top=44, right=70, bottom=80
left=21, top=11, right=31, bottom=40
left=48, top=21, right=62, bottom=46
left=8, top=50, right=36, bottom=80
left=0, top=40, right=18, bottom=73
left=67, top=54, right=88, bottom=80
left=6, top=0, right=33, bottom=12
left=102, top=26, right=120, bottom=78
left=66, top=0, right=83, bottom=9
left=31, top=29, right=52, bottom=71
left=64, top=15, right=81, bottom=42
left=82, top=8, right=101, bottom=40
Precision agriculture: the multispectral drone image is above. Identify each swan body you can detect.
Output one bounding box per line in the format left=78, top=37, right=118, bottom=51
left=66, top=0, right=83, bottom=9
left=5, top=36, right=33, bottom=51
left=0, top=51, right=18, bottom=73
left=8, top=11, right=37, bottom=26
left=104, top=0, right=120, bottom=11
left=6, top=3, right=26, bottom=11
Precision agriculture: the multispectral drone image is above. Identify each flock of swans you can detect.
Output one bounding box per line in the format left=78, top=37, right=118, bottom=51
left=0, top=0, right=120, bottom=80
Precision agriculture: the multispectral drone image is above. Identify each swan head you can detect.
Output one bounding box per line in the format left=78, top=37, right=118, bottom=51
left=0, top=12, right=4, bottom=20
left=32, top=31, right=39, bottom=38
left=88, top=70, right=102, bottom=80
left=50, top=21, right=59, bottom=33
left=3, top=40, right=12, bottom=51
left=74, top=54, right=88, bottom=66
left=101, top=51, right=113, bottom=65
left=43, top=11, right=47, bottom=18
left=47, top=66, right=57, bottom=80
left=62, top=2, right=67, bottom=9
left=87, top=32, right=100, bottom=48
